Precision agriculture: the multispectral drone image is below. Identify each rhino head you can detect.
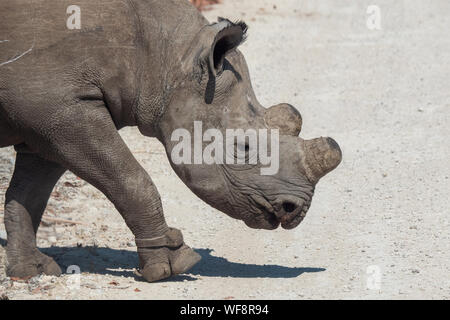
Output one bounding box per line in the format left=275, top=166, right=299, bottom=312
left=155, top=19, right=342, bottom=230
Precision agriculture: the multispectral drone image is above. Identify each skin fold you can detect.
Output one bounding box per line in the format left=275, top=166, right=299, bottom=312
left=0, top=0, right=341, bottom=282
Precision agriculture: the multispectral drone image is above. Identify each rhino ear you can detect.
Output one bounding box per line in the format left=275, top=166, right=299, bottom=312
left=207, top=18, right=248, bottom=75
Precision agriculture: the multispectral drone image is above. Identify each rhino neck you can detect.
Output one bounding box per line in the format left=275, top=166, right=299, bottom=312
left=131, top=0, right=208, bottom=137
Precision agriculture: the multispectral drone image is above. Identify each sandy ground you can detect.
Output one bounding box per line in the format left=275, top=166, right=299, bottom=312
left=1, top=0, right=449, bottom=300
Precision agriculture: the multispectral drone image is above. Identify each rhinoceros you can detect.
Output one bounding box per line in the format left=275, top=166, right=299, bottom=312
left=0, top=0, right=341, bottom=282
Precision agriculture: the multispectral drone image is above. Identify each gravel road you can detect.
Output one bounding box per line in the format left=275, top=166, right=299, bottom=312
left=1, top=0, right=449, bottom=299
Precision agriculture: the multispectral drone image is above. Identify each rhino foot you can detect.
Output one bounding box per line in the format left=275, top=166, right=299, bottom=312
left=138, top=245, right=201, bottom=282
left=169, top=243, right=201, bottom=275
left=136, top=228, right=201, bottom=282
left=6, top=247, right=61, bottom=279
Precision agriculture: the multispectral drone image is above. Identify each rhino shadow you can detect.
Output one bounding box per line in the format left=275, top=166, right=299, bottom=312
left=0, top=240, right=324, bottom=281
left=40, top=245, right=143, bottom=279
left=190, top=248, right=325, bottom=278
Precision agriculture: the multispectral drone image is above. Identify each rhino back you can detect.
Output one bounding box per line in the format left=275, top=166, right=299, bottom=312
left=0, top=0, right=207, bottom=84
left=0, top=0, right=138, bottom=68
left=0, top=0, right=207, bottom=142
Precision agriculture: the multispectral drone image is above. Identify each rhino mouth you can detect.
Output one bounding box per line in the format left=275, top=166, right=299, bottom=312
left=275, top=196, right=311, bottom=229
left=249, top=194, right=310, bottom=230
left=277, top=201, right=310, bottom=229
left=247, top=194, right=279, bottom=229
left=259, top=207, right=281, bottom=229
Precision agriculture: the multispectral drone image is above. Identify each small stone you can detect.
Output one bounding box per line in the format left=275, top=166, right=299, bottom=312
left=48, top=236, right=57, bottom=244
left=55, top=227, right=65, bottom=234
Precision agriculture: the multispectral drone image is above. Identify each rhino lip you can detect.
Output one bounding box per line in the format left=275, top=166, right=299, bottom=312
left=250, top=194, right=280, bottom=228
left=275, top=197, right=311, bottom=229
left=279, top=204, right=309, bottom=229
left=260, top=208, right=280, bottom=229
left=249, top=194, right=310, bottom=229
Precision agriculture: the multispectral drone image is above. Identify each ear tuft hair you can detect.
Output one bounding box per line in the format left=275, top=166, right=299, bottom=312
left=206, top=17, right=249, bottom=74
left=235, top=20, right=248, bottom=43
left=215, top=17, right=248, bottom=45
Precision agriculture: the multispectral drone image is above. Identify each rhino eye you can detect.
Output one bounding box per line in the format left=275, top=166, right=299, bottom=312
left=235, top=142, right=249, bottom=153
left=234, top=142, right=250, bottom=162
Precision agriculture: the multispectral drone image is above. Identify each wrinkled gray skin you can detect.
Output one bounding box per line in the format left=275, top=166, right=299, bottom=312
left=0, top=0, right=341, bottom=282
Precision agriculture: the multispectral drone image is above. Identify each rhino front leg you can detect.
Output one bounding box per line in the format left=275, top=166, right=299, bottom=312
left=4, top=149, right=66, bottom=278
left=33, top=106, right=200, bottom=282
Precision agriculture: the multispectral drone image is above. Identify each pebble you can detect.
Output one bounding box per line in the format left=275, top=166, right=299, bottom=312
left=48, top=236, right=57, bottom=244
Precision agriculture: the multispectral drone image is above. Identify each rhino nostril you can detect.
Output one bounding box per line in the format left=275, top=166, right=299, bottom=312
left=282, top=201, right=297, bottom=213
